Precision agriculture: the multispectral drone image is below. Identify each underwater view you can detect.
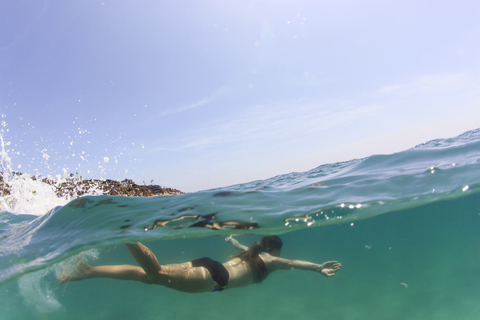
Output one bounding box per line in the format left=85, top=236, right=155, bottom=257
left=1, top=128, right=480, bottom=320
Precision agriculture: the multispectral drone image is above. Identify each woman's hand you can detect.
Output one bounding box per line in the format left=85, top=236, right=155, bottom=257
left=318, top=261, right=342, bottom=277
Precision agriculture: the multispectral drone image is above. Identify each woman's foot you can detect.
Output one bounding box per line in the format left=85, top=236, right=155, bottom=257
left=60, top=261, right=91, bottom=284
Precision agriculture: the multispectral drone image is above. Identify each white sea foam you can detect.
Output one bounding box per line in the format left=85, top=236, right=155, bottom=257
left=1, top=131, right=103, bottom=216
left=17, top=249, right=99, bottom=313
left=17, top=268, right=62, bottom=313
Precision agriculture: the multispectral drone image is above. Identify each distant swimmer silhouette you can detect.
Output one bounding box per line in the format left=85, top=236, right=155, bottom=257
left=61, top=235, right=341, bottom=293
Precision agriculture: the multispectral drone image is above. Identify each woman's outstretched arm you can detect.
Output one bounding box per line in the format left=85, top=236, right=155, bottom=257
left=271, top=257, right=341, bottom=277
left=225, top=235, right=249, bottom=252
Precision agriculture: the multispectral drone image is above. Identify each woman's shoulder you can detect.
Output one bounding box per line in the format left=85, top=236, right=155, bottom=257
left=261, top=255, right=294, bottom=271
left=259, top=253, right=278, bottom=265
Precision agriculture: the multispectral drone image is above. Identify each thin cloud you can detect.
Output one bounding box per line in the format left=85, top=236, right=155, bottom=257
left=378, top=73, right=471, bottom=95
left=148, top=72, right=480, bottom=153
left=284, top=72, right=329, bottom=87
left=154, top=86, right=231, bottom=118
left=149, top=98, right=380, bottom=152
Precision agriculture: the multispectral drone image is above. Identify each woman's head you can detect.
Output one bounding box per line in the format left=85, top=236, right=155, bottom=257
left=259, top=235, right=282, bottom=257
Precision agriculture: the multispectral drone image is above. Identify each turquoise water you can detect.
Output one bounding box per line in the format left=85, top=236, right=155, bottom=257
left=1, top=129, right=480, bottom=319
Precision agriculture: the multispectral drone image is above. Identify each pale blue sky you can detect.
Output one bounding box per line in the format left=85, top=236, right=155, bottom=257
left=1, top=0, right=479, bottom=192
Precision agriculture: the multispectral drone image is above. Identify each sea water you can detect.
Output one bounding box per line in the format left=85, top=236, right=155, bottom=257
left=1, top=129, right=480, bottom=320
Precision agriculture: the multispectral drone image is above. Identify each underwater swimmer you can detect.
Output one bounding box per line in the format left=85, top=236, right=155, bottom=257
left=61, top=235, right=341, bottom=293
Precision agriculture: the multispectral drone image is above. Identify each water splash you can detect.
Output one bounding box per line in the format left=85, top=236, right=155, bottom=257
left=17, top=267, right=63, bottom=313
left=0, top=129, right=105, bottom=216
left=17, top=248, right=99, bottom=314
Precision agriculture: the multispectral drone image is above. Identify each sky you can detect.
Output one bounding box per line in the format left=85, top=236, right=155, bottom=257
left=1, top=0, right=479, bottom=192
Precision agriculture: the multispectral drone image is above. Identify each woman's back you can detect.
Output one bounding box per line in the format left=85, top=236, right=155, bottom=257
left=222, top=258, right=256, bottom=289
left=222, top=253, right=278, bottom=290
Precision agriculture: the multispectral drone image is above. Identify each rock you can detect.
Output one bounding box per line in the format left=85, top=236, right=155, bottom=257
left=0, top=173, right=184, bottom=198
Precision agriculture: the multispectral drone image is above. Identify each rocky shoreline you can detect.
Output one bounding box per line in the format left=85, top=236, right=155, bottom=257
left=0, top=173, right=184, bottom=198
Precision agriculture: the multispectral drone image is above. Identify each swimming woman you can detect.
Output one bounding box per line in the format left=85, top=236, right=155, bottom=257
left=61, top=235, right=341, bottom=293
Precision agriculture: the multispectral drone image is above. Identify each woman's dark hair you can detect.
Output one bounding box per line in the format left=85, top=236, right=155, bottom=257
left=259, top=235, right=283, bottom=253
left=229, top=236, right=282, bottom=283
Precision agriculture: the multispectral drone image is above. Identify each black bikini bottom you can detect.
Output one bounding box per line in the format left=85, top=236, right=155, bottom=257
left=191, top=257, right=229, bottom=291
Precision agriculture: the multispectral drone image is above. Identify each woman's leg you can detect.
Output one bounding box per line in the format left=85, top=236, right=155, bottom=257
left=125, top=243, right=214, bottom=292
left=60, top=262, right=151, bottom=284
left=61, top=242, right=161, bottom=285
left=125, top=242, right=162, bottom=283
left=61, top=243, right=214, bottom=292
left=87, top=264, right=151, bottom=283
